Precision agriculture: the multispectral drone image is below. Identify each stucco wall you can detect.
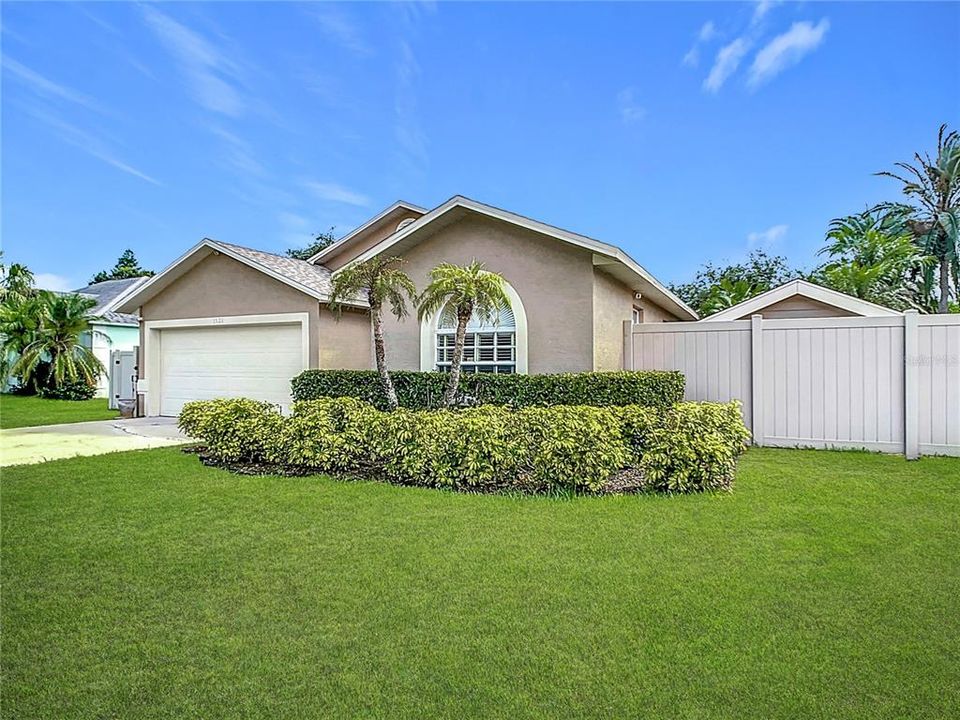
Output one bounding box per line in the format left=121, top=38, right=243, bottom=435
left=637, top=296, right=681, bottom=323
left=382, top=214, right=596, bottom=373
left=732, top=294, right=858, bottom=320
left=139, top=252, right=323, bottom=368
left=324, top=207, right=424, bottom=271
left=318, top=307, right=373, bottom=369
left=592, top=269, right=633, bottom=371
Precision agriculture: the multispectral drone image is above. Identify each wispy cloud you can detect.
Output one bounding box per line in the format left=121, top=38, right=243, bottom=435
left=303, top=181, right=370, bottom=207
left=751, top=0, right=779, bottom=27
left=747, top=224, right=788, bottom=247
left=394, top=39, right=428, bottom=172
left=703, top=38, right=749, bottom=93
left=682, top=20, right=717, bottom=68
left=748, top=19, right=830, bottom=88
left=34, top=273, right=76, bottom=292
left=207, top=125, right=264, bottom=175
left=310, top=6, right=373, bottom=56
left=2, top=56, right=104, bottom=112
left=616, top=87, right=646, bottom=124
left=24, top=106, right=161, bottom=185
left=140, top=6, right=246, bottom=116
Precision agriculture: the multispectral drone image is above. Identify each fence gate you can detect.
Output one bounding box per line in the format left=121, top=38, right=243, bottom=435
left=109, top=349, right=137, bottom=411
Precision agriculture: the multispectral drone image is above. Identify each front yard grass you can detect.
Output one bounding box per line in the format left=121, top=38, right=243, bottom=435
left=0, top=394, right=117, bottom=429
left=2, top=447, right=958, bottom=719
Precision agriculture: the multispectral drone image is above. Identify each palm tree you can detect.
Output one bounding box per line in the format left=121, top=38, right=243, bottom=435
left=417, top=261, right=511, bottom=407
left=13, top=293, right=105, bottom=391
left=1, top=261, right=36, bottom=304
left=815, top=211, right=935, bottom=310
left=701, top=278, right=757, bottom=316
left=876, top=124, right=960, bottom=312
left=328, top=256, right=416, bottom=410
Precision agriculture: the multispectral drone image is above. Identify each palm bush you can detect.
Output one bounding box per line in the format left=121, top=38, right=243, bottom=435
left=416, top=261, right=511, bottom=407
left=328, top=256, right=416, bottom=410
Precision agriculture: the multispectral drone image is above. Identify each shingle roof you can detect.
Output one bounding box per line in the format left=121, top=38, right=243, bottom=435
left=72, top=277, right=149, bottom=326
left=207, top=239, right=334, bottom=298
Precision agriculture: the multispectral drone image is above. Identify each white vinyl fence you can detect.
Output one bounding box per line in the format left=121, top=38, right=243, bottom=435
left=624, top=311, right=960, bottom=458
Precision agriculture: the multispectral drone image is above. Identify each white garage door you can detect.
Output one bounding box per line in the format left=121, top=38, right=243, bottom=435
left=158, top=323, right=304, bottom=416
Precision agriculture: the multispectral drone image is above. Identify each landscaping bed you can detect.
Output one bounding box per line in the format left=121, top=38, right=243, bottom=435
left=179, top=396, right=751, bottom=494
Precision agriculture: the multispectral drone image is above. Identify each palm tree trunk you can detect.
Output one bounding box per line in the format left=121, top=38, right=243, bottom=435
left=938, top=254, right=950, bottom=313
left=443, top=305, right=472, bottom=407
left=369, top=299, right=398, bottom=410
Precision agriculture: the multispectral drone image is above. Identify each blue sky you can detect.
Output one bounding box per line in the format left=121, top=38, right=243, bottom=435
left=2, top=1, right=957, bottom=292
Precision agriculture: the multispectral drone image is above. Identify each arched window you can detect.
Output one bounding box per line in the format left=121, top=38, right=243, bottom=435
left=419, top=279, right=528, bottom=374
left=435, top=304, right=516, bottom=374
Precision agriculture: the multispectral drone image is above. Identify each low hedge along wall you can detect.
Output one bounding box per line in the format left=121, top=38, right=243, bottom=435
left=179, top=397, right=749, bottom=494
left=290, top=369, right=685, bottom=410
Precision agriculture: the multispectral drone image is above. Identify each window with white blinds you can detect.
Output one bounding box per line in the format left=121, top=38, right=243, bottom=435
left=436, top=304, right=516, bottom=373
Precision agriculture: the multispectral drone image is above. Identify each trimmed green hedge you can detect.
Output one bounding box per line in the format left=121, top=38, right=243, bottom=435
left=179, top=397, right=749, bottom=494
left=290, top=370, right=685, bottom=410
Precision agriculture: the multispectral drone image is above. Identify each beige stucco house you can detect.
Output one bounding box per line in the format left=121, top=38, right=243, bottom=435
left=117, top=196, right=696, bottom=416
left=699, top=279, right=901, bottom=322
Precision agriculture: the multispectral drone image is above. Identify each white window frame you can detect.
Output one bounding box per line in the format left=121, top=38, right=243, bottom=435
left=632, top=306, right=644, bottom=325
left=419, top=279, right=528, bottom=374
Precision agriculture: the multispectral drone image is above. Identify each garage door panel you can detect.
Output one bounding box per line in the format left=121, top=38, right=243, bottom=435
left=158, top=323, right=303, bottom=416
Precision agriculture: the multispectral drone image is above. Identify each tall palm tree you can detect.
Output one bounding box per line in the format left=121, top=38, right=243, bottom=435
left=13, top=292, right=105, bottom=390
left=328, top=256, right=416, bottom=410
left=417, top=261, right=511, bottom=407
left=1, top=261, right=36, bottom=304
left=876, top=124, right=960, bottom=312
left=815, top=211, right=935, bottom=311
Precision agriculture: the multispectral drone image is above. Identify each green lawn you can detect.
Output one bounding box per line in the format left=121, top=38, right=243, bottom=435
left=2, top=448, right=958, bottom=719
left=0, top=394, right=117, bottom=429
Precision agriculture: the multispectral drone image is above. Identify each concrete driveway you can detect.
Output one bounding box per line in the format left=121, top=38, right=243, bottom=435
left=1, top=417, right=192, bottom=467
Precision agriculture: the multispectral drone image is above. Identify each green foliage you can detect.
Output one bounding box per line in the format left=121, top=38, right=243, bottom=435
left=875, top=123, right=960, bottom=312
left=178, top=398, right=284, bottom=463
left=328, top=256, right=417, bottom=410
left=37, top=377, right=97, bottom=401
left=2, top=282, right=105, bottom=395
left=813, top=210, right=936, bottom=311
left=180, top=397, right=749, bottom=495
left=616, top=402, right=751, bottom=493
left=416, top=261, right=511, bottom=406
left=290, top=369, right=686, bottom=410
left=286, top=228, right=337, bottom=261
left=91, top=249, right=154, bottom=284
left=670, top=250, right=801, bottom=317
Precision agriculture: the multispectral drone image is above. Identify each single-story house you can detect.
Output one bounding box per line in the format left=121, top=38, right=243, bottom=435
left=74, top=277, right=150, bottom=397
left=699, top=279, right=901, bottom=322
left=116, top=195, right=697, bottom=416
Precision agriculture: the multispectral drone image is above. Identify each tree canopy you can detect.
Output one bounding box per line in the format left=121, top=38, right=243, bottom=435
left=287, top=228, right=337, bottom=261
left=92, top=250, right=154, bottom=284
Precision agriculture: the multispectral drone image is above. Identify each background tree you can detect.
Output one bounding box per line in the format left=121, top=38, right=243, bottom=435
left=670, top=249, right=800, bottom=317
left=876, top=124, right=959, bottom=312
left=417, top=261, right=511, bottom=407
left=1, top=257, right=36, bottom=304
left=92, top=249, right=154, bottom=283
left=10, top=293, right=104, bottom=393
left=287, top=228, right=337, bottom=261
left=328, top=256, right=415, bottom=410
left=813, top=211, right=935, bottom=311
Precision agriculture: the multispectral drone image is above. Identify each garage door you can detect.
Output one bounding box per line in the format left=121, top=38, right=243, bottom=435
left=158, top=323, right=304, bottom=416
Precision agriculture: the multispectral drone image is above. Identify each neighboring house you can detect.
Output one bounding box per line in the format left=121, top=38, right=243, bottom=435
left=116, top=195, right=697, bottom=416
left=699, top=279, right=901, bottom=322
left=73, top=277, right=150, bottom=397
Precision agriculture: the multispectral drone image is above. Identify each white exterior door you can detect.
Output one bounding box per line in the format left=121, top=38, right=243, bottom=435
left=157, top=322, right=304, bottom=416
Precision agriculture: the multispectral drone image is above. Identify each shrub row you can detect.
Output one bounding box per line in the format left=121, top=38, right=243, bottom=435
left=289, top=370, right=685, bottom=410
left=179, top=397, right=749, bottom=494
